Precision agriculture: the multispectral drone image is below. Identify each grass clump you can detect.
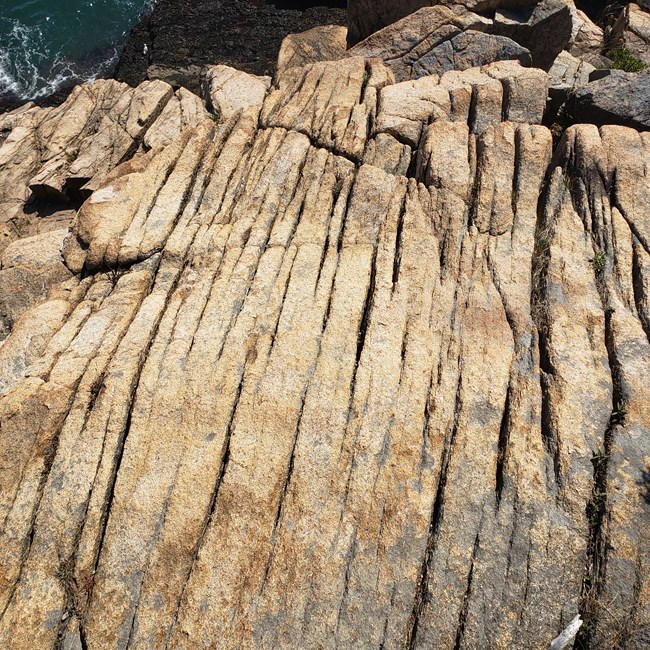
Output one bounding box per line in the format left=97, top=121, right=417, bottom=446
left=604, top=48, right=647, bottom=73
left=592, top=250, right=606, bottom=275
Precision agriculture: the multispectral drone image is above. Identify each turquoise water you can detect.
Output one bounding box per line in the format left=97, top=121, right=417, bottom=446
left=0, top=0, right=155, bottom=101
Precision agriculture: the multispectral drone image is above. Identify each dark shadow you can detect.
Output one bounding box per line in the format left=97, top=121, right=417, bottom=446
left=271, top=1, right=347, bottom=9
left=640, top=465, right=650, bottom=505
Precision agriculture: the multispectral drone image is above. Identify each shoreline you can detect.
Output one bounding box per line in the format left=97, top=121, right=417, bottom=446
left=1, top=0, right=347, bottom=115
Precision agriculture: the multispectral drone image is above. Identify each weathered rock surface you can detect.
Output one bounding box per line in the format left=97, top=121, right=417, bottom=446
left=566, top=0, right=604, bottom=57
left=276, top=25, right=348, bottom=84
left=610, top=3, right=650, bottom=66
left=346, top=6, right=532, bottom=81
left=548, top=50, right=596, bottom=110
left=570, top=68, right=650, bottom=129
left=0, top=51, right=649, bottom=650
left=346, top=0, right=540, bottom=46
left=0, top=78, right=210, bottom=257
left=202, top=65, right=272, bottom=121
left=493, top=0, right=573, bottom=69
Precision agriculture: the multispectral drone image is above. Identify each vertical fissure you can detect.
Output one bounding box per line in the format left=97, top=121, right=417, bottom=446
left=406, top=376, right=463, bottom=649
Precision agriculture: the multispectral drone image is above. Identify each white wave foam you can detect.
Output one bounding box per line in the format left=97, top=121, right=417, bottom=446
left=0, top=2, right=150, bottom=103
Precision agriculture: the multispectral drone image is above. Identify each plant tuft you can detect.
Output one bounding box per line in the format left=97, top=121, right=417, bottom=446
left=605, top=48, right=647, bottom=73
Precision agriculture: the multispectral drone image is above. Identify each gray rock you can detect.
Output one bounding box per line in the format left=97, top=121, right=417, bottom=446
left=547, top=50, right=595, bottom=111
left=346, top=0, right=545, bottom=46
left=493, top=0, right=573, bottom=70
left=411, top=29, right=532, bottom=78
left=347, top=6, right=531, bottom=82
left=570, top=69, right=650, bottom=129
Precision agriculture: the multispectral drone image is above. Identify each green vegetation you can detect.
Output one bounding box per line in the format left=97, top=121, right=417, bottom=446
left=592, top=250, right=606, bottom=275
left=209, top=107, right=222, bottom=124
left=605, top=48, right=647, bottom=73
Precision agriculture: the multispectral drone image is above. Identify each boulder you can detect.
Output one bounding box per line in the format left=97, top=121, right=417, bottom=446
left=547, top=49, right=596, bottom=110
left=609, top=4, right=650, bottom=67
left=492, top=0, right=573, bottom=70
left=346, top=7, right=531, bottom=81
left=347, top=0, right=543, bottom=46
left=565, top=0, right=604, bottom=57
left=570, top=68, right=650, bottom=129
left=202, top=65, right=272, bottom=121
left=416, top=29, right=532, bottom=77
left=277, top=25, right=348, bottom=84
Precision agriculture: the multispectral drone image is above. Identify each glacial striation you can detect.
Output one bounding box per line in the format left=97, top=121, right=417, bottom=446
left=0, top=4, right=649, bottom=650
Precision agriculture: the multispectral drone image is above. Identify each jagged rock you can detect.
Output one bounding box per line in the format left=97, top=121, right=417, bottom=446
left=276, top=25, right=348, bottom=84
left=346, top=0, right=540, bottom=46
left=609, top=3, right=650, bottom=66
left=375, top=60, right=546, bottom=147
left=0, top=79, right=209, bottom=254
left=565, top=0, right=604, bottom=57
left=144, top=87, right=210, bottom=151
left=0, top=55, right=648, bottom=650
left=493, top=0, right=573, bottom=69
left=202, top=65, right=272, bottom=121
left=570, top=68, right=650, bottom=129
left=347, top=7, right=531, bottom=82
left=548, top=50, right=596, bottom=110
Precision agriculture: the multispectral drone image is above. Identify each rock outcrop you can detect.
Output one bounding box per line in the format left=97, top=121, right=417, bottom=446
left=609, top=3, right=650, bottom=66
left=570, top=68, right=650, bottom=129
left=0, top=5, right=649, bottom=650
left=347, top=0, right=537, bottom=46
left=346, top=6, right=532, bottom=81
left=492, top=0, right=573, bottom=69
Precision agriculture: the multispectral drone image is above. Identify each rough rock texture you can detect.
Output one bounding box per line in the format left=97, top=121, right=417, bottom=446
left=114, top=0, right=347, bottom=95
left=202, top=66, right=272, bottom=120
left=0, top=79, right=210, bottom=257
left=566, top=1, right=604, bottom=57
left=0, top=54, right=649, bottom=650
left=0, top=229, right=72, bottom=339
left=548, top=50, right=596, bottom=110
left=346, top=0, right=539, bottom=46
left=276, top=25, right=348, bottom=84
left=493, top=0, right=573, bottom=69
left=346, top=7, right=531, bottom=82
left=570, top=68, right=650, bottom=130
left=610, top=3, right=650, bottom=66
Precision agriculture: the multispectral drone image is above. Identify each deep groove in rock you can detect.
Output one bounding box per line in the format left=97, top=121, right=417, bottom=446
left=163, top=370, right=246, bottom=647
left=495, top=385, right=512, bottom=507
left=259, top=382, right=309, bottom=595
left=334, top=530, right=358, bottom=637
left=406, top=376, right=463, bottom=649
left=511, top=126, right=521, bottom=223
left=392, top=197, right=406, bottom=291
left=577, top=274, right=627, bottom=648
left=453, top=533, right=480, bottom=650
left=355, top=240, right=378, bottom=368
left=632, top=241, right=650, bottom=345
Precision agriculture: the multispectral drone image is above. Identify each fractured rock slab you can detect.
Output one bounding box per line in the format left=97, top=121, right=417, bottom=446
left=0, top=56, right=648, bottom=650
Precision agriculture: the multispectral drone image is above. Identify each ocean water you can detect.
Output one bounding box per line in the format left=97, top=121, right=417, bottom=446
left=0, top=0, right=155, bottom=102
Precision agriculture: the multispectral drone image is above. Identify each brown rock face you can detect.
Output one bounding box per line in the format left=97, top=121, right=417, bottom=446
left=0, top=56, right=649, bottom=650
left=0, top=79, right=210, bottom=257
